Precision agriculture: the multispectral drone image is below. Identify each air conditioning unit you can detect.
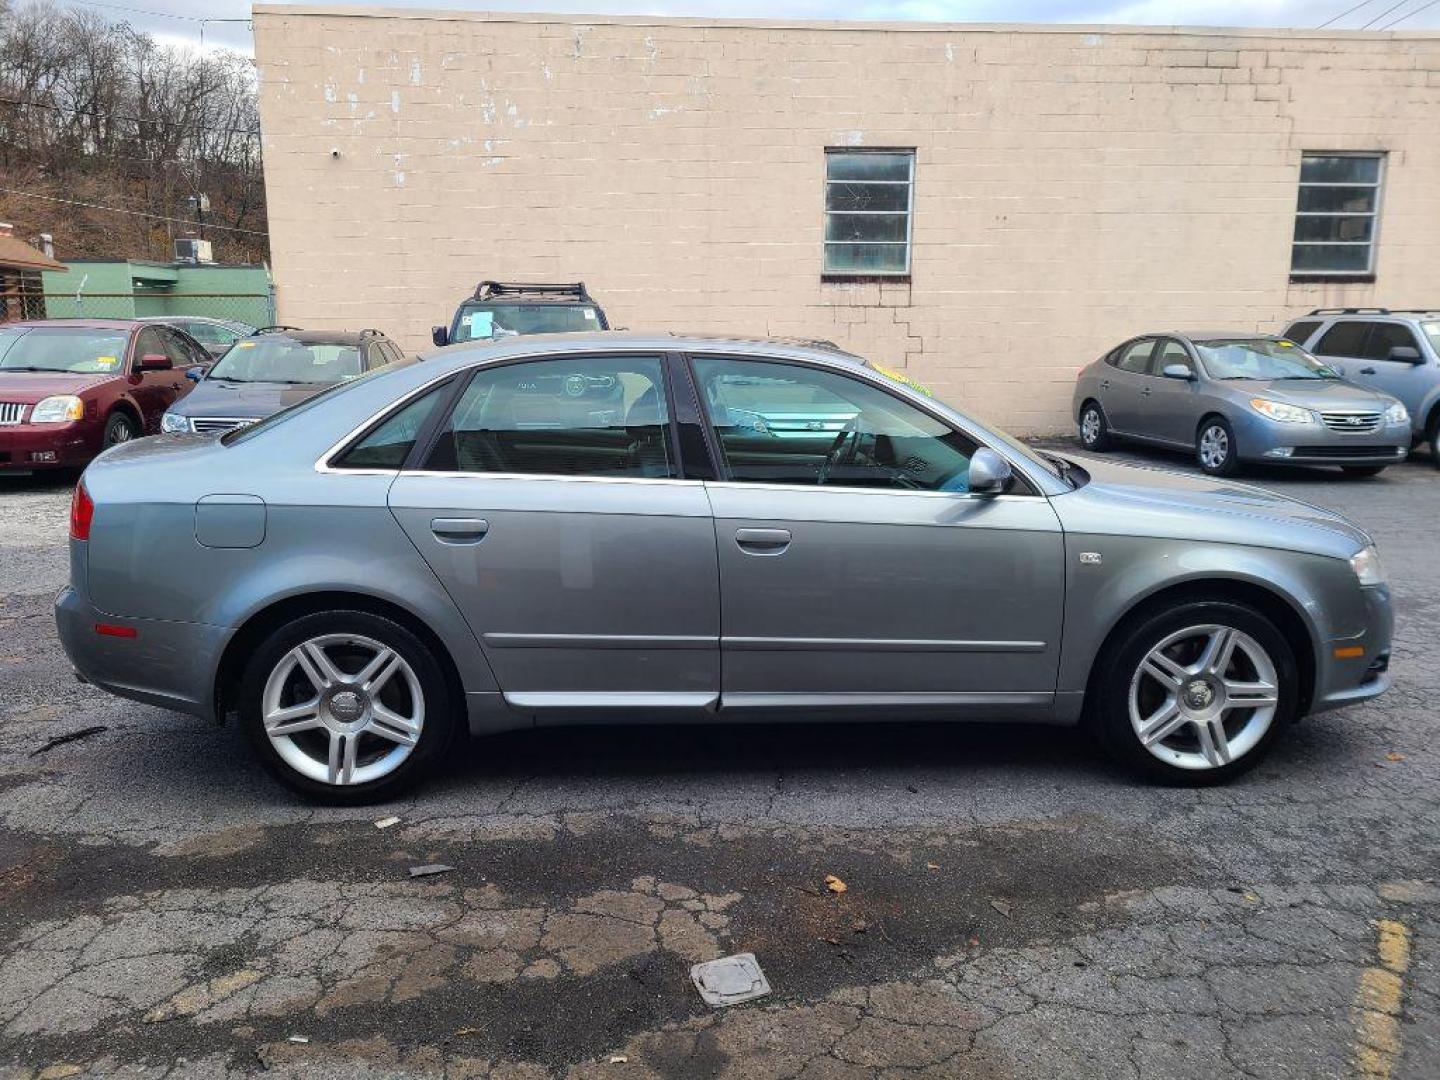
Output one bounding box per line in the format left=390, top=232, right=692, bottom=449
left=174, top=237, right=214, bottom=265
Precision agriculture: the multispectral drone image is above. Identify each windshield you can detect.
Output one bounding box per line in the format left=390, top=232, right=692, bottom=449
left=1197, top=339, right=1339, bottom=381
left=207, top=337, right=362, bottom=384
left=0, top=328, right=130, bottom=374
left=450, top=302, right=602, bottom=342
left=1422, top=321, right=1440, bottom=355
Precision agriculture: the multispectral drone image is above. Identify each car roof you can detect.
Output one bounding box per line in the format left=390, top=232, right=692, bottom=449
left=421, top=331, right=870, bottom=369
left=1175, top=331, right=1287, bottom=344
left=2, top=318, right=139, bottom=331
left=137, top=315, right=244, bottom=325
left=256, top=330, right=383, bottom=346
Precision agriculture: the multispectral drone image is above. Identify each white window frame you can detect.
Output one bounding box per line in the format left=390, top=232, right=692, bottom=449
left=823, top=149, right=915, bottom=279
left=1291, top=151, right=1385, bottom=278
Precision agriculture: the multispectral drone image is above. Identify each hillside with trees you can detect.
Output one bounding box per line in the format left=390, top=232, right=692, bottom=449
left=0, top=0, right=267, bottom=265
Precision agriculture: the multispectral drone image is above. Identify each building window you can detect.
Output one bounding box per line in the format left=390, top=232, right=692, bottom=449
left=1291, top=153, right=1384, bottom=278
left=823, top=150, right=914, bottom=278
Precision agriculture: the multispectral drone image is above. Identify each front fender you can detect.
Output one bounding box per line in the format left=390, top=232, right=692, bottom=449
left=1056, top=533, right=1361, bottom=696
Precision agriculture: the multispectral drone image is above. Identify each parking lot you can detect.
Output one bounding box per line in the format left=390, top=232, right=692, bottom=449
left=0, top=445, right=1436, bottom=1079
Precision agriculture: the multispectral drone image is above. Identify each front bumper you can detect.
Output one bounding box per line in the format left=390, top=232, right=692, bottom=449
left=1309, top=584, right=1393, bottom=714
left=55, top=583, right=233, bottom=722
left=0, top=421, right=99, bottom=470
left=1233, top=413, right=1409, bottom=466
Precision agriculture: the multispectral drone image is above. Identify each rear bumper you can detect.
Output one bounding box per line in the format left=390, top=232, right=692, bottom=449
left=1309, top=584, right=1394, bottom=714
left=0, top=421, right=99, bottom=470
left=55, top=584, right=232, bottom=722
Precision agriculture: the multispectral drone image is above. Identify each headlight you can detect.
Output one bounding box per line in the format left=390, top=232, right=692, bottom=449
left=160, top=412, right=190, bottom=434
left=1384, top=401, right=1409, bottom=426
left=30, top=395, right=85, bottom=423
left=1350, top=545, right=1385, bottom=586
left=1249, top=398, right=1316, bottom=424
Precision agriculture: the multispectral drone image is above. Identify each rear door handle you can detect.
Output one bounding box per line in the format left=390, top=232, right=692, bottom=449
left=735, top=528, right=791, bottom=555
left=1359, top=367, right=1378, bottom=375
left=1140, top=387, right=1152, bottom=396
left=430, top=517, right=489, bottom=544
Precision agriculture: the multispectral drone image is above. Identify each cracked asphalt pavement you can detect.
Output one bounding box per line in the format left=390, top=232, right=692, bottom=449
left=1, top=444, right=1437, bottom=1078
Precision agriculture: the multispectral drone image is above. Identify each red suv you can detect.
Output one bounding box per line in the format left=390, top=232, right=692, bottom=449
left=0, top=319, right=207, bottom=473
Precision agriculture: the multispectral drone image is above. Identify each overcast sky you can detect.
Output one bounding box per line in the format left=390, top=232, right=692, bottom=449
left=59, top=0, right=1440, bottom=55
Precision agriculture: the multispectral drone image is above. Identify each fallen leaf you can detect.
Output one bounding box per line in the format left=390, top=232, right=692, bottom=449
left=824, top=874, right=848, bottom=895
left=1385, top=752, right=1405, bottom=762
left=990, top=899, right=1012, bottom=918
left=374, top=816, right=401, bottom=829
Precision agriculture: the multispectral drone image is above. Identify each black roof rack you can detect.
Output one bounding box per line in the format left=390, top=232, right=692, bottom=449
left=472, top=280, right=595, bottom=303
left=1307, top=308, right=1389, bottom=316
left=253, top=324, right=303, bottom=334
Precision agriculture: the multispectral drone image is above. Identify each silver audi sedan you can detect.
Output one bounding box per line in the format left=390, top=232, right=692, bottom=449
left=56, top=334, right=1393, bottom=802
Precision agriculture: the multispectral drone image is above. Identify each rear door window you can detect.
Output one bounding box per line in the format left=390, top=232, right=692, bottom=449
left=424, top=355, right=675, bottom=479
left=1313, top=321, right=1371, bottom=357
left=1114, top=339, right=1157, bottom=374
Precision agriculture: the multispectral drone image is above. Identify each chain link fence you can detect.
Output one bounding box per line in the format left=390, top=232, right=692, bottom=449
left=0, top=283, right=275, bottom=330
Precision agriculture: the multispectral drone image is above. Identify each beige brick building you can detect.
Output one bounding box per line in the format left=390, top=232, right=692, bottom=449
left=253, top=6, right=1440, bottom=432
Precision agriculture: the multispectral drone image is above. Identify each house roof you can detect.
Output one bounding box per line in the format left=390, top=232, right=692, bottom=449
left=0, top=233, right=65, bottom=273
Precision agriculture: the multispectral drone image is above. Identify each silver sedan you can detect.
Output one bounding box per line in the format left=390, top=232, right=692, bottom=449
left=1073, top=333, right=1409, bottom=476
left=56, top=334, right=1393, bottom=801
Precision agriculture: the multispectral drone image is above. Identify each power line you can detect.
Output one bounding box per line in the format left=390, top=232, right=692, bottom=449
left=1360, top=0, right=1414, bottom=25
left=1377, top=0, right=1440, bottom=27
left=1317, top=0, right=1385, bottom=28
left=61, top=1, right=250, bottom=26
left=0, top=187, right=268, bottom=236
left=0, top=96, right=260, bottom=138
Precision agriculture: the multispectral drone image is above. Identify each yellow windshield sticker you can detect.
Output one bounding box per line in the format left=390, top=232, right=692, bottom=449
left=237, top=341, right=256, bottom=348
left=871, top=363, right=933, bottom=397
left=95, top=356, right=118, bottom=369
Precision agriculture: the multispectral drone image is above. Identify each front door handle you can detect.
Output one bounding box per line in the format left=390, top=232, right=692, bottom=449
left=1359, top=367, right=1378, bottom=375
left=431, top=517, right=489, bottom=544
left=1140, top=387, right=1152, bottom=396
left=735, top=528, right=791, bottom=555
left=1099, top=379, right=1111, bottom=390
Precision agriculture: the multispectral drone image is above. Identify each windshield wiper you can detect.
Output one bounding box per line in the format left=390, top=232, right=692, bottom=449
left=1040, top=452, right=1076, bottom=487
left=0, top=366, right=62, bottom=373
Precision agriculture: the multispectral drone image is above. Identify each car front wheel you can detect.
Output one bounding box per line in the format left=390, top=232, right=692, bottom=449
left=1089, top=601, right=1298, bottom=784
left=239, top=610, right=455, bottom=803
left=103, top=412, right=137, bottom=448
left=1196, top=418, right=1240, bottom=476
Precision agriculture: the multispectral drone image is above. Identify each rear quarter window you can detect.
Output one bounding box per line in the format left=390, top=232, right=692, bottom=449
left=1283, top=320, right=1321, bottom=345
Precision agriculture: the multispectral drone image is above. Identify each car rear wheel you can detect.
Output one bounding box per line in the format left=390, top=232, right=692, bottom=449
left=239, top=610, right=455, bottom=803
left=1078, top=401, right=1112, bottom=451
left=1088, top=601, right=1298, bottom=784
left=1196, top=418, right=1240, bottom=476
left=103, top=412, right=137, bottom=448
left=1341, top=465, right=1387, bottom=478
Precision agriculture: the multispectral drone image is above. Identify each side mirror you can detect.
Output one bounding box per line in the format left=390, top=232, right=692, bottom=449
left=431, top=325, right=449, bottom=347
left=138, top=352, right=172, bottom=371
left=1162, top=363, right=1196, bottom=381
left=1388, top=345, right=1422, bottom=364
left=969, top=448, right=1013, bottom=495
left=185, top=365, right=204, bottom=382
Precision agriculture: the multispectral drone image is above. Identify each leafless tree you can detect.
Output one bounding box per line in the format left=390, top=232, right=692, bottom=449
left=0, top=0, right=267, bottom=262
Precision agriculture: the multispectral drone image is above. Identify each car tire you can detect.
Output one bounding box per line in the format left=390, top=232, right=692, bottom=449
left=1196, top=417, right=1240, bottom=476
left=1078, top=401, right=1113, bottom=452
left=1341, top=465, right=1387, bottom=478
left=1426, top=409, right=1440, bottom=469
left=1087, top=600, right=1298, bottom=785
left=239, top=609, right=456, bottom=804
left=102, top=411, right=138, bottom=448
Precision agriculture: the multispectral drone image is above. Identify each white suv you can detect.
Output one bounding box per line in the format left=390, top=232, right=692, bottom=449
left=1283, top=308, right=1440, bottom=464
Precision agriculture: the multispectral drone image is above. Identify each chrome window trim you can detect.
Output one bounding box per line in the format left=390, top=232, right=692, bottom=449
left=702, top=480, right=1036, bottom=503
left=314, top=368, right=472, bottom=474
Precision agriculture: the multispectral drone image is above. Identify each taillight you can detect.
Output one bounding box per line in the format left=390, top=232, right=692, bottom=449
left=70, top=479, right=94, bottom=541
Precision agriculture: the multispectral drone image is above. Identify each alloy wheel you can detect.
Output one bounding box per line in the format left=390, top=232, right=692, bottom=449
left=261, top=633, right=425, bottom=786
left=107, top=422, right=134, bottom=446
left=1128, top=623, right=1279, bottom=771
left=1081, top=408, right=1101, bottom=446
left=1199, top=425, right=1229, bottom=471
